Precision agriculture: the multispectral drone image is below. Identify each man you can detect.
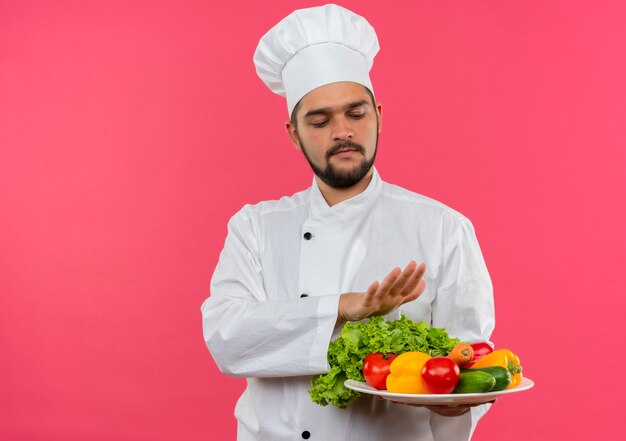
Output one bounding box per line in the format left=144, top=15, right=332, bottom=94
left=201, top=4, right=494, bottom=440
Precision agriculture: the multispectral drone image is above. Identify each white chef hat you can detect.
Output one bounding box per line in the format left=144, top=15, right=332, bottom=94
left=253, top=3, right=380, bottom=116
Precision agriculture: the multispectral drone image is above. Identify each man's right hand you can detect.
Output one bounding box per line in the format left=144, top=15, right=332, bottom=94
left=338, top=261, right=426, bottom=323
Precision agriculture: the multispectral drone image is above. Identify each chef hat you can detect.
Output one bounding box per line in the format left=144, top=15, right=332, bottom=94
left=253, top=3, right=380, bottom=116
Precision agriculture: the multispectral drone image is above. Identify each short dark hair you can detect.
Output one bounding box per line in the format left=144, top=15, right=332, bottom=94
left=289, top=85, right=376, bottom=128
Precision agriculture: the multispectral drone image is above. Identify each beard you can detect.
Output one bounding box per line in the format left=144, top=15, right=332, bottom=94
left=298, top=135, right=378, bottom=189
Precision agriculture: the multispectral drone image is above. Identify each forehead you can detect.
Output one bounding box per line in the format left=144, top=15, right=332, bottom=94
left=298, top=82, right=372, bottom=114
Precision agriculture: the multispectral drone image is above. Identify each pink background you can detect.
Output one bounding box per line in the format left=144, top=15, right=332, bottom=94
left=1, top=0, right=625, bottom=439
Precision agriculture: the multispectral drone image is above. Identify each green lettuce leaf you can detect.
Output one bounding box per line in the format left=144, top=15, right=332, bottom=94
left=308, top=315, right=460, bottom=408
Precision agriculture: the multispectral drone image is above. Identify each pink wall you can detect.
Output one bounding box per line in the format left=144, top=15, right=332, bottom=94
left=1, top=0, right=624, bottom=439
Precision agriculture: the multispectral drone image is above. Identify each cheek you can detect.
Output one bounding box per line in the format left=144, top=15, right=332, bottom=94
left=306, top=130, right=327, bottom=144
left=356, top=118, right=378, bottom=136
left=361, top=123, right=379, bottom=144
left=301, top=134, right=328, bottom=156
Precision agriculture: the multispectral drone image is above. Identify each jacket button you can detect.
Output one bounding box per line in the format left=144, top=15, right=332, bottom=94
left=301, top=431, right=311, bottom=439
left=303, top=232, right=313, bottom=240
left=300, top=293, right=309, bottom=298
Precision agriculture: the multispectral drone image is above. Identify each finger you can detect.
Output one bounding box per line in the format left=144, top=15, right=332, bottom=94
left=401, top=279, right=426, bottom=305
left=388, top=261, right=417, bottom=297
left=390, top=400, right=425, bottom=408
left=402, top=260, right=417, bottom=274
left=470, top=399, right=496, bottom=407
left=367, top=280, right=380, bottom=294
left=392, top=261, right=422, bottom=296
left=376, top=267, right=402, bottom=297
left=361, top=280, right=380, bottom=308
left=426, top=405, right=470, bottom=416
left=414, top=262, right=426, bottom=280
left=397, top=262, right=426, bottom=298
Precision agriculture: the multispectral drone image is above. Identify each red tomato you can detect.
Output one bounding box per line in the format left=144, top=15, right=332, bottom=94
left=464, top=342, right=494, bottom=367
left=362, top=353, right=397, bottom=390
left=420, top=357, right=460, bottom=394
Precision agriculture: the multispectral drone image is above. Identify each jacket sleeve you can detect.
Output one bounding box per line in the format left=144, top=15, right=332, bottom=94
left=201, top=208, right=340, bottom=378
left=430, top=214, right=495, bottom=441
left=432, top=215, right=495, bottom=346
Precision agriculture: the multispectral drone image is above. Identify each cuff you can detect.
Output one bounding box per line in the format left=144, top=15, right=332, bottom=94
left=309, top=294, right=342, bottom=372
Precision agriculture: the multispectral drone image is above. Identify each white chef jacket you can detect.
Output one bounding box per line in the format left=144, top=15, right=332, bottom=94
left=201, top=167, right=495, bottom=441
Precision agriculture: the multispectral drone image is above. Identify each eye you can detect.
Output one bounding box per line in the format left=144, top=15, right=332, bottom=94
left=349, top=113, right=365, bottom=119
left=311, top=120, right=329, bottom=128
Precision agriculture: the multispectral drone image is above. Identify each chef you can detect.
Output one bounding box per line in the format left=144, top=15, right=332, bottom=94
left=201, top=4, right=495, bottom=440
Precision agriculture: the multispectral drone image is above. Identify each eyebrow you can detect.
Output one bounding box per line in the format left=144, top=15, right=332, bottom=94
left=303, top=100, right=370, bottom=118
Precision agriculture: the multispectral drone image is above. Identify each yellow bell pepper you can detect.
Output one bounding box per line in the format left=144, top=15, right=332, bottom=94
left=386, top=352, right=431, bottom=394
left=471, top=349, right=523, bottom=389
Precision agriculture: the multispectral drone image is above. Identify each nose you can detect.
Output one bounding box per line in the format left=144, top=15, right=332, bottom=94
left=331, top=116, right=353, bottom=141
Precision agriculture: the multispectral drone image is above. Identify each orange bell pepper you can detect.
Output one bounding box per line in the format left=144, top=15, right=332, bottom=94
left=470, top=349, right=523, bottom=389
left=386, top=352, right=431, bottom=394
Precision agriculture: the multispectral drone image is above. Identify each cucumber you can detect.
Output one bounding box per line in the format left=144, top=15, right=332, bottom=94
left=453, top=370, right=496, bottom=394
left=465, top=366, right=511, bottom=391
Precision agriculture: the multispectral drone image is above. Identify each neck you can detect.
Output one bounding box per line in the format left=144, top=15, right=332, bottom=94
left=316, top=169, right=374, bottom=207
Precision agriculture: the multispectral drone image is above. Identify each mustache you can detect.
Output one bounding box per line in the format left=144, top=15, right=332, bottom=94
left=326, top=141, right=365, bottom=160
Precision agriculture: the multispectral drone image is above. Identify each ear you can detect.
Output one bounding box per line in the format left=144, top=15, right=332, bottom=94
left=376, top=102, right=383, bottom=134
left=285, top=121, right=301, bottom=150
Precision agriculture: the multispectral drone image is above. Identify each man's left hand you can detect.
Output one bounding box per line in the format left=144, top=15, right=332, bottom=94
left=386, top=399, right=495, bottom=416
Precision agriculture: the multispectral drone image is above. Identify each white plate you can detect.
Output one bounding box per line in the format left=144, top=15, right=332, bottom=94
left=344, top=377, right=534, bottom=405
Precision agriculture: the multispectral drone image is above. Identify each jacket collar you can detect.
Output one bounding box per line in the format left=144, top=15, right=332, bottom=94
left=309, top=166, right=383, bottom=223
